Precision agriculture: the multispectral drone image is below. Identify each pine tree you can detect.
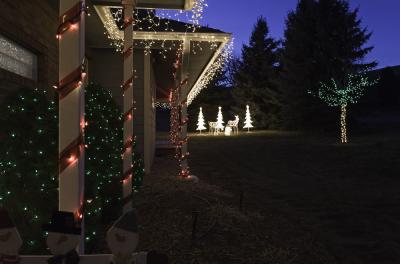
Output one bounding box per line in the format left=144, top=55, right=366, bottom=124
left=0, top=84, right=144, bottom=254
left=215, top=106, right=224, bottom=133
left=280, top=0, right=376, bottom=129
left=0, top=87, right=58, bottom=254
left=243, top=105, right=254, bottom=132
left=84, top=83, right=144, bottom=252
left=232, top=17, right=281, bottom=128
left=196, top=107, right=206, bottom=133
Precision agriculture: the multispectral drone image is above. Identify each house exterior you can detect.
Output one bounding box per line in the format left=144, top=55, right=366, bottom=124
left=0, top=0, right=58, bottom=102
left=0, top=0, right=231, bottom=257
left=0, top=0, right=231, bottom=173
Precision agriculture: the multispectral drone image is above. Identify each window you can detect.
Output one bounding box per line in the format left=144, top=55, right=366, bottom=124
left=0, top=34, right=37, bottom=80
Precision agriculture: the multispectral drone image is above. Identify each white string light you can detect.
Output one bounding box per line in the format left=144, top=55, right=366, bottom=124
left=187, top=39, right=233, bottom=105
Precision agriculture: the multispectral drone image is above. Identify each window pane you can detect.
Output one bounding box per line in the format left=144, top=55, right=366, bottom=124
left=0, top=34, right=37, bottom=80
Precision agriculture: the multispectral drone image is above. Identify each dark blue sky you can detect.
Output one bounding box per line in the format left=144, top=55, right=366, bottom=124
left=201, top=0, right=400, bottom=68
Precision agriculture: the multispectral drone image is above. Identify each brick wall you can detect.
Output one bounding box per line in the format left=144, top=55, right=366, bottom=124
left=0, top=0, right=58, bottom=102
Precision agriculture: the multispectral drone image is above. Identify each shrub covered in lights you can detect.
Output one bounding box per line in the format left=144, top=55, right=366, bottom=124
left=84, top=83, right=144, bottom=252
left=0, top=84, right=144, bottom=253
left=0, top=87, right=58, bottom=253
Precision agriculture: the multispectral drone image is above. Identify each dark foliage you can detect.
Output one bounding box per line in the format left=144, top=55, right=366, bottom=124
left=280, top=0, right=376, bottom=129
left=188, top=66, right=235, bottom=132
left=232, top=17, right=282, bottom=129
left=0, top=84, right=144, bottom=253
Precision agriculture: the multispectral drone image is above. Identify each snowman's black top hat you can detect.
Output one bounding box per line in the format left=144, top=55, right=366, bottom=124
left=0, top=208, right=15, bottom=229
left=43, top=211, right=81, bottom=235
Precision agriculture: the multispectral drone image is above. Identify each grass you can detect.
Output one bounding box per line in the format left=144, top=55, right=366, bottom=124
left=134, top=129, right=400, bottom=263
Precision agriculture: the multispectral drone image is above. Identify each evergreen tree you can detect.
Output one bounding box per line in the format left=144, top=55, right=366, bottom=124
left=84, top=83, right=144, bottom=252
left=0, top=84, right=144, bottom=254
left=280, top=0, right=376, bottom=129
left=0, top=87, right=58, bottom=254
left=378, top=67, right=400, bottom=109
left=232, top=17, right=281, bottom=128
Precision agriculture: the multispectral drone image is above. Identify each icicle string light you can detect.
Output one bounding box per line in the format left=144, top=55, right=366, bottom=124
left=101, top=0, right=208, bottom=54
left=187, top=39, right=233, bottom=105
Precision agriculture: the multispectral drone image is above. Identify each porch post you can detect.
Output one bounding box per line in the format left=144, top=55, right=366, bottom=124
left=121, top=0, right=135, bottom=213
left=57, top=0, right=86, bottom=253
left=179, top=39, right=191, bottom=178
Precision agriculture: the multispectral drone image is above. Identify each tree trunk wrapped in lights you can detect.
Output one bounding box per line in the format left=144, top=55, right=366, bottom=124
left=311, top=74, right=377, bottom=143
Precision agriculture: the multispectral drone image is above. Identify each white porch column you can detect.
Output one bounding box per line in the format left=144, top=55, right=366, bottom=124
left=57, top=0, right=86, bottom=252
left=179, top=40, right=191, bottom=178
left=121, top=0, right=135, bottom=213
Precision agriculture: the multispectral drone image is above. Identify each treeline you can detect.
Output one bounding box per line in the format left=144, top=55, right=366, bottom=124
left=189, top=0, right=399, bottom=131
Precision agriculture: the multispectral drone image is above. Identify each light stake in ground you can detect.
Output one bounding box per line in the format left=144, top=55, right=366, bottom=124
left=196, top=107, right=206, bottom=134
left=243, top=105, right=254, bottom=132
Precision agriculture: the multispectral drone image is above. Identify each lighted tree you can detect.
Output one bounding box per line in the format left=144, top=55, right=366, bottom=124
left=0, top=84, right=144, bottom=254
left=84, top=83, right=144, bottom=252
left=313, top=74, right=377, bottom=143
left=215, top=106, right=224, bottom=133
left=196, top=107, right=206, bottom=133
left=0, top=87, right=58, bottom=253
left=243, top=105, right=254, bottom=132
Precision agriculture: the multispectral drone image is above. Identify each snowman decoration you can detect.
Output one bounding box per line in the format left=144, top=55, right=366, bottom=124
left=43, top=211, right=81, bottom=264
left=107, top=209, right=168, bottom=264
left=0, top=208, right=22, bottom=263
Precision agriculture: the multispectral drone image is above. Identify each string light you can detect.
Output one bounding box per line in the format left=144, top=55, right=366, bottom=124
left=311, top=74, right=378, bottom=143
left=196, top=107, right=206, bottom=133
left=215, top=106, right=224, bottom=134
left=243, top=105, right=254, bottom=132
left=95, top=0, right=208, bottom=54
left=187, top=39, right=233, bottom=105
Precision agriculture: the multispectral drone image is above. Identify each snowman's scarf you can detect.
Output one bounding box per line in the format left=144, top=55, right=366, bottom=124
left=47, top=249, right=79, bottom=264
left=0, top=254, right=20, bottom=264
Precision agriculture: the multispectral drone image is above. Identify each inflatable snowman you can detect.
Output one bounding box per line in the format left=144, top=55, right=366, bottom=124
left=43, top=211, right=81, bottom=264
left=107, top=209, right=168, bottom=264
left=0, top=208, right=22, bottom=263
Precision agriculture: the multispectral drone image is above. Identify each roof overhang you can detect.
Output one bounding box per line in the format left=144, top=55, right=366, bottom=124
left=92, top=5, right=232, bottom=104
left=91, top=0, right=195, bottom=10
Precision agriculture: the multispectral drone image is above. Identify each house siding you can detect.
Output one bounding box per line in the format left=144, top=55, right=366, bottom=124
left=0, top=0, right=58, bottom=102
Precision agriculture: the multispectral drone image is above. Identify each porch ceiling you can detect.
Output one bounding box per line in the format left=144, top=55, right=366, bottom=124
left=87, top=4, right=231, bottom=102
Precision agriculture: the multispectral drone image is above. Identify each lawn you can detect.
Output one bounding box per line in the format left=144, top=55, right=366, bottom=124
left=135, top=129, right=400, bottom=263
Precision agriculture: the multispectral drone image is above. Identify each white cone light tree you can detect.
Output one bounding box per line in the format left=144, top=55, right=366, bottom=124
left=243, top=105, right=254, bottom=132
left=196, top=107, right=206, bottom=134
left=215, top=106, right=225, bottom=134
left=313, top=74, right=377, bottom=144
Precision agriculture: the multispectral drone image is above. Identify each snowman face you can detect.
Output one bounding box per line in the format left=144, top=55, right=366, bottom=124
left=46, top=232, right=79, bottom=255
left=107, top=227, right=138, bottom=256
left=0, top=227, right=22, bottom=255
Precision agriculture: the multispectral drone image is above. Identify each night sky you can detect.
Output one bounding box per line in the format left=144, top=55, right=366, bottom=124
left=201, top=0, right=400, bottom=68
